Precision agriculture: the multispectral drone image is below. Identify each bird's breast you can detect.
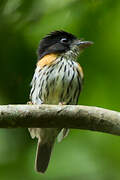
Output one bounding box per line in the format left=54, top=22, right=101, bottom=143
left=31, top=57, right=82, bottom=105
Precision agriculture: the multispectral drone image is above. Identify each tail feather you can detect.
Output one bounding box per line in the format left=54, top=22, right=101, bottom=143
left=35, top=141, right=54, bottom=173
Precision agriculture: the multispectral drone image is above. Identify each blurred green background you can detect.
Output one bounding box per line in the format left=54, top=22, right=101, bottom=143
left=0, top=0, right=120, bottom=179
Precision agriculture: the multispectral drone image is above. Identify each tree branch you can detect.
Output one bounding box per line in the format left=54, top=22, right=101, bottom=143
left=0, top=104, right=120, bottom=136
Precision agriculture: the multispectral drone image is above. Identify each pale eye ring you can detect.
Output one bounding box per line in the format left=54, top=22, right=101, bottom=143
left=60, top=38, right=69, bottom=44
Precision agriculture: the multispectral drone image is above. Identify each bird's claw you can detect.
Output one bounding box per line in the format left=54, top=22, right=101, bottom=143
left=27, top=101, right=33, bottom=105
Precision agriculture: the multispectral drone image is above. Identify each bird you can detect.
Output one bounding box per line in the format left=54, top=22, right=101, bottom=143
left=28, top=30, right=93, bottom=173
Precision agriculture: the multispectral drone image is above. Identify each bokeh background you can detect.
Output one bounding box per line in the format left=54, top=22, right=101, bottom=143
left=0, top=0, right=120, bottom=179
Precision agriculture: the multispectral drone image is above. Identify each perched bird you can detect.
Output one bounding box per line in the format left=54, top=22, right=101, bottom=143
left=29, top=30, right=93, bottom=173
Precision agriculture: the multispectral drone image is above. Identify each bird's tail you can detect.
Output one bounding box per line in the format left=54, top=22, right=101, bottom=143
left=35, top=140, right=54, bottom=173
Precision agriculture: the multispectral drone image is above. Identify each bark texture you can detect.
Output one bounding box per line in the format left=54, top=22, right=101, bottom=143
left=0, top=104, right=120, bottom=136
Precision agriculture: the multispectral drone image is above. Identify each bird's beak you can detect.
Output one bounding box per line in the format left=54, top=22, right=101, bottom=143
left=74, top=40, right=93, bottom=49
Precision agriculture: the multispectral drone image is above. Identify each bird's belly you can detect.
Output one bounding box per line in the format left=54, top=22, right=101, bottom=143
left=45, top=73, right=70, bottom=104
left=39, top=59, right=81, bottom=105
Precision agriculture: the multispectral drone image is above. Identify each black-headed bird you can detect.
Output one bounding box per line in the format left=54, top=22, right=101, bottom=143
left=29, top=30, right=93, bottom=173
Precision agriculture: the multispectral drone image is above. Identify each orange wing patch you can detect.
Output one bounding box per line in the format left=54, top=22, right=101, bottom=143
left=76, top=62, right=84, bottom=79
left=37, top=54, right=58, bottom=68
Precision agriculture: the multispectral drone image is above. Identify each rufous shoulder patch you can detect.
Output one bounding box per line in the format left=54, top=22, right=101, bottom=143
left=76, top=62, right=84, bottom=79
left=37, top=54, right=58, bottom=68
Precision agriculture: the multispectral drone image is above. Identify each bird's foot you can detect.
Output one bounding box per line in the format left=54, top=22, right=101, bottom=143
left=27, top=101, right=33, bottom=105
left=59, top=102, right=67, bottom=105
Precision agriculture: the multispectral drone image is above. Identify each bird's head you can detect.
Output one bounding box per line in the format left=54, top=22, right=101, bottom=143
left=37, top=30, right=93, bottom=60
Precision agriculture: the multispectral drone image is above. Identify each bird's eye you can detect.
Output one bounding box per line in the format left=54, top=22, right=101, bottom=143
left=60, top=38, right=69, bottom=44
